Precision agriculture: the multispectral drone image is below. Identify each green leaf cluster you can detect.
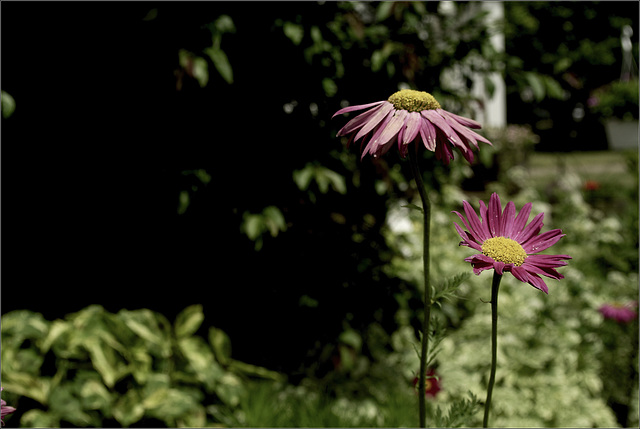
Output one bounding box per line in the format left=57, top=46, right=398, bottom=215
left=589, top=79, right=640, bottom=121
left=1, top=305, right=282, bottom=427
left=293, top=162, right=347, bottom=197
left=240, top=206, right=287, bottom=251
left=177, top=14, right=235, bottom=88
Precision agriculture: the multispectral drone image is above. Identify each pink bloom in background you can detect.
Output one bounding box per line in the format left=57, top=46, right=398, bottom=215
left=583, top=180, right=601, bottom=191
left=599, top=302, right=638, bottom=323
left=1, top=388, right=16, bottom=426
left=453, top=193, right=571, bottom=294
left=413, top=369, right=441, bottom=398
left=332, top=89, right=492, bottom=163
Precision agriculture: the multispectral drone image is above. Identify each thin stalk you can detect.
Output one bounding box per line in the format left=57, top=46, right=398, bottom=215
left=483, top=271, right=503, bottom=428
left=408, top=148, right=431, bottom=428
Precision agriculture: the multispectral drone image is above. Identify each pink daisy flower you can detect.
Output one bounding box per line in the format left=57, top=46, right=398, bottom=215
left=332, top=89, right=492, bottom=163
left=452, top=193, right=571, bottom=294
left=599, top=301, right=638, bottom=323
left=1, top=388, right=16, bottom=427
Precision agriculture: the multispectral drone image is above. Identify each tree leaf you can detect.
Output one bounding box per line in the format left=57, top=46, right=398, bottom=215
left=293, top=165, right=314, bottom=190
left=402, top=203, right=424, bottom=214
left=262, top=206, right=287, bottom=237
left=375, top=1, right=395, bottom=22
left=214, top=15, right=235, bottom=34
left=179, top=337, right=224, bottom=392
left=113, top=389, right=145, bottom=427
left=204, top=47, right=234, bottom=84
left=283, top=21, right=304, bottom=46
left=118, top=309, right=170, bottom=357
left=86, top=340, right=119, bottom=388
left=209, top=327, right=232, bottom=365
left=174, top=304, right=204, bottom=339
left=542, top=74, right=566, bottom=100
left=525, top=72, right=545, bottom=101
left=322, top=77, right=337, bottom=97
left=20, top=409, right=59, bottom=428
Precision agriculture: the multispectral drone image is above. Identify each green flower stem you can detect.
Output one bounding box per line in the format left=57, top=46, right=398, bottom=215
left=483, top=271, right=503, bottom=428
left=408, top=148, right=431, bottom=428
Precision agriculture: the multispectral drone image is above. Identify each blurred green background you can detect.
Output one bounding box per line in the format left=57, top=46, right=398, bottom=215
left=1, top=1, right=638, bottom=427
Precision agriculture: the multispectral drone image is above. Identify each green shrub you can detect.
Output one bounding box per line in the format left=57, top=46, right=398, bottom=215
left=1, top=305, right=282, bottom=427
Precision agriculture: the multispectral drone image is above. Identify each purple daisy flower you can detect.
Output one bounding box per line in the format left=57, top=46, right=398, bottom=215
left=452, top=193, right=571, bottom=294
left=1, top=388, right=16, bottom=426
left=599, top=301, right=638, bottom=323
left=332, top=89, right=492, bottom=163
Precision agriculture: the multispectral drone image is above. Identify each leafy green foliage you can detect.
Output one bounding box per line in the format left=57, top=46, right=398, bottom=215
left=293, top=162, right=347, bottom=197
left=175, top=14, right=235, bottom=89
left=589, top=79, right=640, bottom=120
left=240, top=206, right=287, bottom=251
left=431, top=272, right=471, bottom=306
left=433, top=391, right=481, bottom=428
left=1, top=305, right=282, bottom=427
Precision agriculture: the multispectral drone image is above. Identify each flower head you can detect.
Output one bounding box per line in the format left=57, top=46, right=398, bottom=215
left=1, top=388, right=16, bottom=426
left=453, top=193, right=571, bottom=294
left=599, top=301, right=638, bottom=323
left=413, top=369, right=441, bottom=398
left=332, top=89, right=492, bottom=163
left=583, top=180, right=601, bottom=191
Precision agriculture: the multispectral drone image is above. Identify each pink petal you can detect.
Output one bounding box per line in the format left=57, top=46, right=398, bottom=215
left=515, top=212, right=545, bottom=244
left=337, top=106, right=383, bottom=137
left=493, top=261, right=506, bottom=275
left=501, top=201, right=516, bottom=239
left=522, top=262, right=565, bottom=280
left=398, top=139, right=409, bottom=158
left=434, top=130, right=455, bottom=164
left=524, top=254, right=571, bottom=267
left=462, top=201, right=490, bottom=242
left=361, top=109, right=394, bottom=158
left=511, top=265, right=529, bottom=283
left=521, top=229, right=565, bottom=254
left=396, top=122, right=405, bottom=150
left=479, top=200, right=490, bottom=236
left=452, top=210, right=473, bottom=235
left=420, top=119, right=437, bottom=151
left=511, top=203, right=533, bottom=239
left=462, top=127, right=493, bottom=146
left=376, top=137, right=397, bottom=158
left=452, top=209, right=484, bottom=241
left=443, top=116, right=481, bottom=149
left=353, top=102, right=396, bottom=141
left=439, top=109, right=482, bottom=129
left=488, top=193, right=503, bottom=237
left=403, top=112, right=422, bottom=144
left=466, top=254, right=495, bottom=275
left=453, top=222, right=483, bottom=251
left=422, top=110, right=463, bottom=147
left=524, top=271, right=550, bottom=294
left=332, top=100, right=386, bottom=118
left=459, top=140, right=475, bottom=163
left=444, top=115, right=493, bottom=147
left=374, top=110, right=408, bottom=147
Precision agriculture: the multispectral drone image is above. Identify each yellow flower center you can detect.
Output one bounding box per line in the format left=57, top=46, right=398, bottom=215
left=388, top=89, right=441, bottom=112
left=481, top=236, right=527, bottom=266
